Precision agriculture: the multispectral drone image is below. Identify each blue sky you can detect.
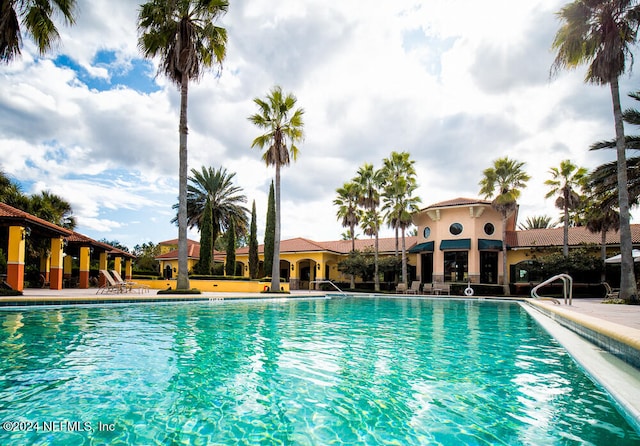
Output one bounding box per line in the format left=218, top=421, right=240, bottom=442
left=1, top=0, right=638, bottom=250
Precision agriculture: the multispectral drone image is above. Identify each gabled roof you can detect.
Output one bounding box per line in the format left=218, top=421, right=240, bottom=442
left=0, top=202, right=73, bottom=237
left=158, top=238, right=199, bottom=246
left=155, top=243, right=225, bottom=261
left=235, top=236, right=418, bottom=256
left=421, top=197, right=491, bottom=211
left=65, top=232, right=136, bottom=258
left=506, top=225, right=640, bottom=248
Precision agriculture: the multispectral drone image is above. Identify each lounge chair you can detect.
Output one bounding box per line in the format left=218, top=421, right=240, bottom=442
left=110, top=270, right=150, bottom=294
left=406, top=281, right=421, bottom=294
left=96, top=270, right=124, bottom=294
left=396, top=283, right=407, bottom=294
left=432, top=282, right=449, bottom=295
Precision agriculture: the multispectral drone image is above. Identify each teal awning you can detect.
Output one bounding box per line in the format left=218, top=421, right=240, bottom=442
left=478, top=239, right=503, bottom=250
left=409, top=241, right=434, bottom=253
left=439, top=239, right=471, bottom=250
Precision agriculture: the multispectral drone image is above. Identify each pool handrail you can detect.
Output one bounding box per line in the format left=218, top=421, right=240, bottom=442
left=531, top=274, right=573, bottom=305
left=310, top=280, right=348, bottom=296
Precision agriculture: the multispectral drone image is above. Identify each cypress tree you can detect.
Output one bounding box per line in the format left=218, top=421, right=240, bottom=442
left=264, top=181, right=275, bottom=278
left=196, top=197, right=213, bottom=274
left=249, top=200, right=259, bottom=279
left=225, top=218, right=236, bottom=276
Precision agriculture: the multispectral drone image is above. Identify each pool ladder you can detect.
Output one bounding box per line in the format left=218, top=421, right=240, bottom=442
left=531, top=274, right=573, bottom=305
left=310, top=280, right=348, bottom=296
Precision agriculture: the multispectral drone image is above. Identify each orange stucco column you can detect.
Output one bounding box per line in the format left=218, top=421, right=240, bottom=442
left=125, top=259, right=132, bottom=280
left=6, top=226, right=25, bottom=291
left=79, top=246, right=90, bottom=289
left=49, top=237, right=64, bottom=290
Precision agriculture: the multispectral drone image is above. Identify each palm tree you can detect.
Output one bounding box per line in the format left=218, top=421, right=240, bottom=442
left=173, top=166, right=248, bottom=258
left=334, top=182, right=361, bottom=251
left=29, top=190, right=76, bottom=229
left=589, top=90, right=640, bottom=209
left=585, top=202, right=620, bottom=281
left=544, top=160, right=588, bottom=257
left=353, top=163, right=384, bottom=292
left=334, top=181, right=361, bottom=289
left=479, top=157, right=530, bottom=295
left=517, top=215, right=555, bottom=230
left=248, top=86, right=305, bottom=292
left=380, top=151, right=418, bottom=256
left=382, top=177, right=421, bottom=287
left=0, top=0, right=77, bottom=63
left=552, top=0, right=640, bottom=302
left=138, top=0, right=228, bottom=290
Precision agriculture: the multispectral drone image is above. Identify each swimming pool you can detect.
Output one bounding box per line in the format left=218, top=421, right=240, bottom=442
left=0, top=297, right=638, bottom=445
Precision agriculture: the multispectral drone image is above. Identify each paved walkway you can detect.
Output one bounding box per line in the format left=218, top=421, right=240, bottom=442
left=536, top=297, right=640, bottom=330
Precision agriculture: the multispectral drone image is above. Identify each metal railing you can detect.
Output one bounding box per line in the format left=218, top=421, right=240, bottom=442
left=310, top=280, right=348, bottom=296
left=530, top=274, right=573, bottom=305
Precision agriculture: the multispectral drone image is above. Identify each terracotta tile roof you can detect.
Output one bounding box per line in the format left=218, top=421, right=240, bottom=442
left=0, top=202, right=73, bottom=236
left=236, top=236, right=418, bottom=255
left=506, top=225, right=640, bottom=248
left=65, top=232, right=136, bottom=258
left=156, top=244, right=225, bottom=261
left=421, top=197, right=491, bottom=211
left=158, top=238, right=199, bottom=246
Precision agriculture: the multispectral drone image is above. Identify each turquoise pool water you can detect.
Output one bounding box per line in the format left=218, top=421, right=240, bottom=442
left=0, top=297, right=638, bottom=445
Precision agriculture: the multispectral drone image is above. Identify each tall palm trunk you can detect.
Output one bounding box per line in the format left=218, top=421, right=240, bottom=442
left=271, top=164, right=281, bottom=291
left=401, top=226, right=407, bottom=285
left=501, top=214, right=509, bottom=295
left=374, top=231, right=380, bottom=292
left=611, top=77, right=638, bottom=302
left=563, top=187, right=569, bottom=257
left=349, top=224, right=355, bottom=289
left=177, top=74, right=190, bottom=290
left=601, top=229, right=607, bottom=283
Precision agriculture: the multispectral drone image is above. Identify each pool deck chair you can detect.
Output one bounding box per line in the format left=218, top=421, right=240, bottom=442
left=406, top=281, right=421, bottom=294
left=432, top=282, right=449, bottom=295
left=396, top=283, right=407, bottom=294
left=110, top=270, right=150, bottom=294
left=97, top=270, right=124, bottom=294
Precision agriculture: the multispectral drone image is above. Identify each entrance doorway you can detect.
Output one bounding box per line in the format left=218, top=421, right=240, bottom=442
left=421, top=253, right=433, bottom=283
left=480, top=251, right=498, bottom=284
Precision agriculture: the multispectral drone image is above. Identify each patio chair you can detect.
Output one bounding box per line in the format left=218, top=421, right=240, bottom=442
left=110, top=270, right=150, bottom=294
left=603, top=282, right=619, bottom=300
left=396, top=283, right=407, bottom=294
left=96, top=270, right=124, bottom=294
left=406, top=281, right=421, bottom=294
left=432, top=282, right=449, bottom=295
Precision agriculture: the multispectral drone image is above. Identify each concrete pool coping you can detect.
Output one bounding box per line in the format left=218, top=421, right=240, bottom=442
left=3, top=289, right=639, bottom=432
left=522, top=302, right=640, bottom=433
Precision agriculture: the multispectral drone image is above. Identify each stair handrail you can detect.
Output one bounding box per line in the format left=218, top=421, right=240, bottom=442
left=310, top=280, right=348, bottom=296
left=530, top=273, right=573, bottom=305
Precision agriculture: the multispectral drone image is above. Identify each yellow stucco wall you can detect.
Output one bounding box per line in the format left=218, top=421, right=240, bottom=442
left=136, top=278, right=289, bottom=292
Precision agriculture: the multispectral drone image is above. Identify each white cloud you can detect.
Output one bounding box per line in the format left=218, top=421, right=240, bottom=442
left=1, top=0, right=639, bottom=249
